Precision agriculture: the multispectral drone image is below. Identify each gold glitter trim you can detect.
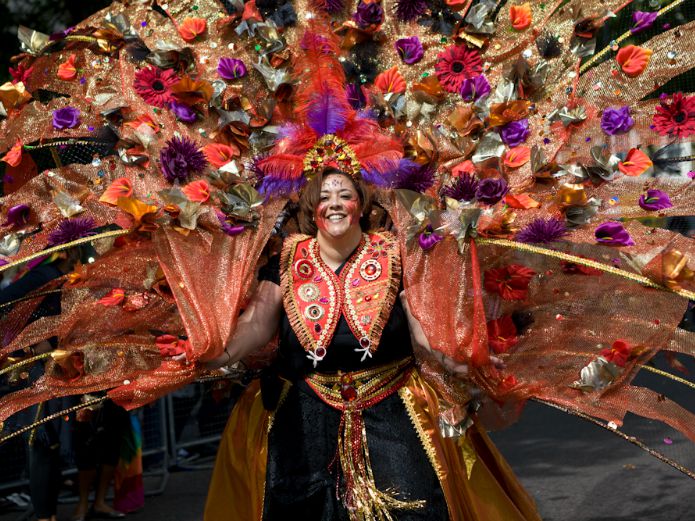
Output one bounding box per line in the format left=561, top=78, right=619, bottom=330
left=0, top=352, right=52, bottom=377
left=579, top=0, right=686, bottom=74
left=0, top=395, right=107, bottom=445
left=508, top=350, right=695, bottom=391
left=398, top=386, right=446, bottom=491
left=266, top=380, right=290, bottom=433
left=0, top=229, right=130, bottom=273
left=0, top=289, right=63, bottom=310
left=533, top=398, right=695, bottom=480
left=475, top=238, right=695, bottom=300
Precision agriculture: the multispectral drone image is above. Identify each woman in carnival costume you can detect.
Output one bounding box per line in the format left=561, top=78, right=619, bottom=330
left=1, top=0, right=695, bottom=519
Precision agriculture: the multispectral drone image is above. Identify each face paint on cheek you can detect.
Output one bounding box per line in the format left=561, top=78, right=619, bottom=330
left=343, top=199, right=360, bottom=225
left=315, top=202, right=330, bottom=232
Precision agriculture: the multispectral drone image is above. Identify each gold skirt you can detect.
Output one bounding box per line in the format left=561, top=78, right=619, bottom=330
left=204, top=369, right=541, bottom=521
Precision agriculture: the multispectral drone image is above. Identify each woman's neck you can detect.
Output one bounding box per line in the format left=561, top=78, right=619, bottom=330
left=316, top=226, right=363, bottom=271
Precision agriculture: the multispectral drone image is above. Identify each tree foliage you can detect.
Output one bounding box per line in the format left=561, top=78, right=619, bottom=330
left=0, top=0, right=112, bottom=82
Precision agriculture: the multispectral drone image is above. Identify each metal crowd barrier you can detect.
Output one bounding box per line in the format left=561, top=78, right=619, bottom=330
left=0, top=379, right=240, bottom=520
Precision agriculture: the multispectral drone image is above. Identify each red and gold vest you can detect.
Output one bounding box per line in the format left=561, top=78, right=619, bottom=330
left=280, top=231, right=401, bottom=366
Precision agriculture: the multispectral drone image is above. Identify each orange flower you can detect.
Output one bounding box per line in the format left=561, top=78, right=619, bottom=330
left=503, top=146, right=531, bottom=168
left=182, top=179, right=210, bottom=202
left=170, top=74, right=214, bottom=105
left=125, top=114, right=159, bottom=132
left=504, top=193, right=540, bottom=209
left=510, top=3, right=532, bottom=30
left=616, top=45, right=652, bottom=77
left=57, top=54, right=78, bottom=81
left=487, top=100, right=530, bottom=127
left=97, top=288, right=125, bottom=307
left=618, top=148, right=653, bottom=176
left=99, top=178, right=133, bottom=205
left=203, top=142, right=240, bottom=168
left=451, top=160, right=476, bottom=177
left=178, top=18, right=207, bottom=42
left=1, top=139, right=23, bottom=167
left=374, top=66, right=406, bottom=95
left=116, top=197, right=159, bottom=229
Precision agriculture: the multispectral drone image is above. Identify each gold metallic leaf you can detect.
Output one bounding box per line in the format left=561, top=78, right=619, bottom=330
left=556, top=183, right=588, bottom=207
left=0, top=82, right=32, bottom=109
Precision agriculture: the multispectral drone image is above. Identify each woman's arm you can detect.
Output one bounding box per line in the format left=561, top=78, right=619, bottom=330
left=400, top=290, right=503, bottom=375
left=200, top=281, right=283, bottom=370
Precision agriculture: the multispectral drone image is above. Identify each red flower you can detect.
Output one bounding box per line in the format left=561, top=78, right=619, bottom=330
left=182, top=179, right=210, bottom=203
left=202, top=143, right=240, bottom=168
left=57, top=54, right=78, bottom=81
left=497, top=374, right=520, bottom=394
left=434, top=45, right=482, bottom=93
left=1, top=139, right=23, bottom=167
left=374, top=66, right=407, bottom=94
left=155, top=334, right=189, bottom=357
left=133, top=66, right=179, bottom=108
left=560, top=259, right=602, bottom=276
left=484, top=264, right=536, bottom=300
left=9, top=63, right=33, bottom=84
left=600, top=339, right=632, bottom=367
left=487, top=316, right=518, bottom=354
left=653, top=93, right=695, bottom=138
left=97, top=288, right=125, bottom=307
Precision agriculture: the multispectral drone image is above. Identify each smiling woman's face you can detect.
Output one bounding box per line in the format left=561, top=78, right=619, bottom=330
left=314, top=173, right=362, bottom=239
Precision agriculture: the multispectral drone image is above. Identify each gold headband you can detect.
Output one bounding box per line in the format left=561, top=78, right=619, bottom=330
left=302, top=134, right=362, bottom=181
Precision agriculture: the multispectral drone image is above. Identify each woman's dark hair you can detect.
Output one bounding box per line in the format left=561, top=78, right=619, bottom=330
left=298, top=167, right=373, bottom=235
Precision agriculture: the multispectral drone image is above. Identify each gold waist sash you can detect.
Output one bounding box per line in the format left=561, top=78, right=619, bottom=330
left=305, top=357, right=424, bottom=521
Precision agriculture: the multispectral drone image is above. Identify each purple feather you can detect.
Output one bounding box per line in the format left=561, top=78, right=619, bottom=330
left=306, top=87, right=350, bottom=136
left=360, top=158, right=400, bottom=187
left=258, top=176, right=307, bottom=197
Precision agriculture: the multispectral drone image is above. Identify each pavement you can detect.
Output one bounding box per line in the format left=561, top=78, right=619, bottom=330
left=2, top=357, right=694, bottom=521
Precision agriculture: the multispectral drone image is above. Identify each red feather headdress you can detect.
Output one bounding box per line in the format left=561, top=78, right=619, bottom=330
left=255, top=25, right=403, bottom=196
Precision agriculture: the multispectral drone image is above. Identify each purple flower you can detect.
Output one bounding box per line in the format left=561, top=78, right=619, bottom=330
left=346, top=83, right=366, bottom=110
left=217, top=58, right=247, bottom=80
left=499, top=119, right=530, bottom=147
left=3, top=204, right=30, bottom=227
left=631, top=11, right=658, bottom=33
left=353, top=1, right=383, bottom=28
left=48, top=217, right=96, bottom=246
left=159, top=136, right=208, bottom=183
left=395, top=37, right=424, bottom=65
left=52, top=107, right=81, bottom=130
left=418, top=225, right=443, bottom=251
left=475, top=177, right=509, bottom=205
left=459, top=74, right=491, bottom=101
left=594, top=222, right=635, bottom=246
left=601, top=106, right=634, bottom=135
left=216, top=211, right=245, bottom=236
left=441, top=173, right=478, bottom=201
left=516, top=218, right=569, bottom=244
left=638, top=189, right=672, bottom=211
left=395, top=0, right=428, bottom=21
left=393, top=159, right=435, bottom=192
left=169, top=101, right=197, bottom=123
